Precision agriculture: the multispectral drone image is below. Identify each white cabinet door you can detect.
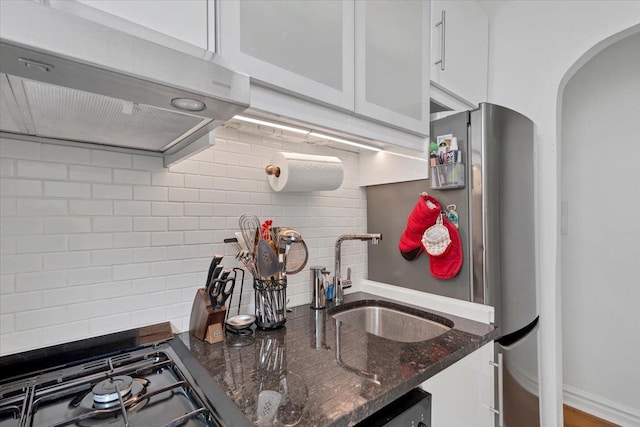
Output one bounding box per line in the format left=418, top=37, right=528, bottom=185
left=219, top=0, right=354, bottom=111
left=75, top=0, right=210, bottom=50
left=354, top=0, right=430, bottom=136
left=430, top=0, right=488, bottom=107
left=421, top=342, right=495, bottom=427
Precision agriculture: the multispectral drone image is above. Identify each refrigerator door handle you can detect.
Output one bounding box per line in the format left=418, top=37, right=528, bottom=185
left=489, top=352, right=504, bottom=427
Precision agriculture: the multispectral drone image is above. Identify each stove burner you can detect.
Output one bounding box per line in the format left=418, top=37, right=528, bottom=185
left=92, top=375, right=133, bottom=403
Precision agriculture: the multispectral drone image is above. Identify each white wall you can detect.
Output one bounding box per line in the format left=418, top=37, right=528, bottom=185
left=561, top=31, right=640, bottom=424
left=482, top=1, right=640, bottom=425
left=0, top=126, right=367, bottom=356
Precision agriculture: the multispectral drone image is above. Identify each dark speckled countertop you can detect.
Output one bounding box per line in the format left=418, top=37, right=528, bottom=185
left=177, top=292, right=499, bottom=426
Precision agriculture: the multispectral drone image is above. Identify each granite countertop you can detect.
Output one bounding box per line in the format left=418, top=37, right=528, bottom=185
left=177, top=291, right=499, bottom=426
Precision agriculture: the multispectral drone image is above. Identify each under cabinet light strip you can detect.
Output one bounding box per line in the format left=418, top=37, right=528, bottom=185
left=232, top=115, right=382, bottom=152
left=308, top=132, right=382, bottom=152
left=233, top=115, right=310, bottom=134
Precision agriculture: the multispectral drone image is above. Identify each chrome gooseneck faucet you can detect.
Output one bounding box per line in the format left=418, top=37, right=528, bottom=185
left=334, top=233, right=382, bottom=303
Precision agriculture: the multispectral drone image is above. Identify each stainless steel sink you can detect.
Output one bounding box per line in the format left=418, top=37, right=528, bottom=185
left=329, top=300, right=453, bottom=343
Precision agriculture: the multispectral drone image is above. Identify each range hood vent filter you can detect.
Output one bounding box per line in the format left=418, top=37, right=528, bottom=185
left=5, top=76, right=210, bottom=152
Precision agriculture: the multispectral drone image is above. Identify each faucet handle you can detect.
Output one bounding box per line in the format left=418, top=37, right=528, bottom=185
left=342, top=267, right=352, bottom=289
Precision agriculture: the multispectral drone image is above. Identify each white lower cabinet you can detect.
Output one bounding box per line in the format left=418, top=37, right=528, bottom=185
left=421, top=342, right=495, bottom=427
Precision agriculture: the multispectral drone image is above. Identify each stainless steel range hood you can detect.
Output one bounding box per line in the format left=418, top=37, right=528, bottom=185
left=0, top=1, right=249, bottom=166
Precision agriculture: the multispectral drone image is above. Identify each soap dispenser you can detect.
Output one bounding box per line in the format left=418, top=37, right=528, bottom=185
left=310, top=266, right=330, bottom=309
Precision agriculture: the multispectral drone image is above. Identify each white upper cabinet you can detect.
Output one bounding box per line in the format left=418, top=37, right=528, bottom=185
left=219, top=0, right=355, bottom=111
left=430, top=0, right=488, bottom=107
left=72, top=0, right=211, bottom=50
left=354, top=0, right=430, bottom=135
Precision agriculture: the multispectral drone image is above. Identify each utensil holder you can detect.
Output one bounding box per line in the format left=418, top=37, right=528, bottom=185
left=254, top=277, right=287, bottom=329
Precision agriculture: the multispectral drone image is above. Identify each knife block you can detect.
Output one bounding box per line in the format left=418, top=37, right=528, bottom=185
left=189, top=288, right=226, bottom=341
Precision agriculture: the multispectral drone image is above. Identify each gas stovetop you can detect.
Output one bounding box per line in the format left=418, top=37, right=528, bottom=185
left=0, top=323, right=224, bottom=427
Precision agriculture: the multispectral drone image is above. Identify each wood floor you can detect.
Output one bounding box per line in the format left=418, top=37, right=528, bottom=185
left=563, top=405, right=620, bottom=427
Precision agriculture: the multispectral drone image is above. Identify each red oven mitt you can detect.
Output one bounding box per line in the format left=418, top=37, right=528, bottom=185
left=398, top=194, right=442, bottom=260
left=429, top=216, right=463, bottom=279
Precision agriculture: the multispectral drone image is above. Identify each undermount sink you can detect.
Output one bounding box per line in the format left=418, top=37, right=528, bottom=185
left=329, top=300, right=453, bottom=343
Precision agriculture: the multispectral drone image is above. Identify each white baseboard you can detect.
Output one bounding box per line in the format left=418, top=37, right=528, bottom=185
left=563, top=385, right=640, bottom=427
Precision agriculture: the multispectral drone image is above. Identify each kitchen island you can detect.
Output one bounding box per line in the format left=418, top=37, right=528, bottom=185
left=176, top=291, right=499, bottom=426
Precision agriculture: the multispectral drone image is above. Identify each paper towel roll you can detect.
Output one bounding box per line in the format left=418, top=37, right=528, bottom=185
left=266, top=152, right=343, bottom=192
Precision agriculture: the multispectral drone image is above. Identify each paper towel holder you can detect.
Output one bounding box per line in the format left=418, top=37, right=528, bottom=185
left=265, top=165, right=281, bottom=178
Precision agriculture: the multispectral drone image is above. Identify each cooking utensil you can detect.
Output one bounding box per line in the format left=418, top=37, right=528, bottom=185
left=209, top=270, right=234, bottom=309
left=239, top=214, right=261, bottom=254
left=257, top=236, right=279, bottom=279
left=225, top=268, right=256, bottom=333
left=205, top=255, right=224, bottom=290
left=284, top=240, right=308, bottom=274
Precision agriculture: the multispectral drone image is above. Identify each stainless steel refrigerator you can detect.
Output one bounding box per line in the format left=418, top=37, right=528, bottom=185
left=367, top=103, right=539, bottom=426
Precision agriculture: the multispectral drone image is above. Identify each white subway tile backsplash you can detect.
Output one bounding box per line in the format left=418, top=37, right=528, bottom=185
left=168, top=217, right=199, bottom=231
left=151, top=171, right=184, bottom=187
left=15, top=306, right=67, bottom=330
left=89, top=313, right=131, bottom=336
left=133, top=217, right=167, bottom=232
left=184, top=203, right=213, bottom=217
left=1, top=313, right=14, bottom=334
left=0, top=198, right=16, bottom=216
left=113, top=232, right=151, bottom=248
left=16, top=235, right=67, bottom=253
left=168, top=188, right=198, bottom=202
left=131, top=307, right=166, bottom=327
left=134, top=186, right=168, bottom=201
left=68, top=267, right=111, bottom=286
left=132, top=276, right=166, bottom=294
left=43, top=144, right=90, bottom=164
left=68, top=300, right=113, bottom=321
left=44, top=252, right=90, bottom=270
left=69, top=165, right=112, bottom=183
left=114, top=169, right=150, bottom=185
left=1, top=218, right=43, bottom=236
left=0, top=291, right=41, bottom=314
left=93, top=184, right=132, bottom=200
left=69, top=233, right=113, bottom=251
left=199, top=217, right=225, bottom=230
left=167, top=160, right=198, bottom=174
left=184, top=175, right=213, bottom=189
left=114, top=201, right=151, bottom=216
left=198, top=189, right=225, bottom=203
left=91, top=150, right=132, bottom=168
left=69, top=200, right=112, bottom=215
left=90, top=280, right=132, bottom=300
left=1, top=254, right=42, bottom=274
left=184, top=231, right=212, bottom=245
left=92, top=217, right=131, bottom=232
left=167, top=245, right=199, bottom=260
left=0, top=236, right=15, bottom=255
left=1, top=139, right=41, bottom=160
left=18, top=199, right=68, bottom=217
left=113, top=263, right=149, bottom=281
left=1, top=178, right=42, bottom=196
left=151, top=202, right=183, bottom=217
left=132, top=247, right=167, bottom=263
left=1, top=129, right=367, bottom=355
left=17, top=160, right=67, bottom=180
left=42, top=286, right=90, bottom=307
left=15, top=270, right=66, bottom=292
left=43, top=217, right=90, bottom=234
left=112, top=294, right=149, bottom=314
left=0, top=275, right=15, bottom=294
left=91, top=248, right=132, bottom=266
left=44, top=182, right=90, bottom=198
left=132, top=155, right=163, bottom=171
left=41, top=321, right=89, bottom=347
left=151, top=231, right=184, bottom=246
